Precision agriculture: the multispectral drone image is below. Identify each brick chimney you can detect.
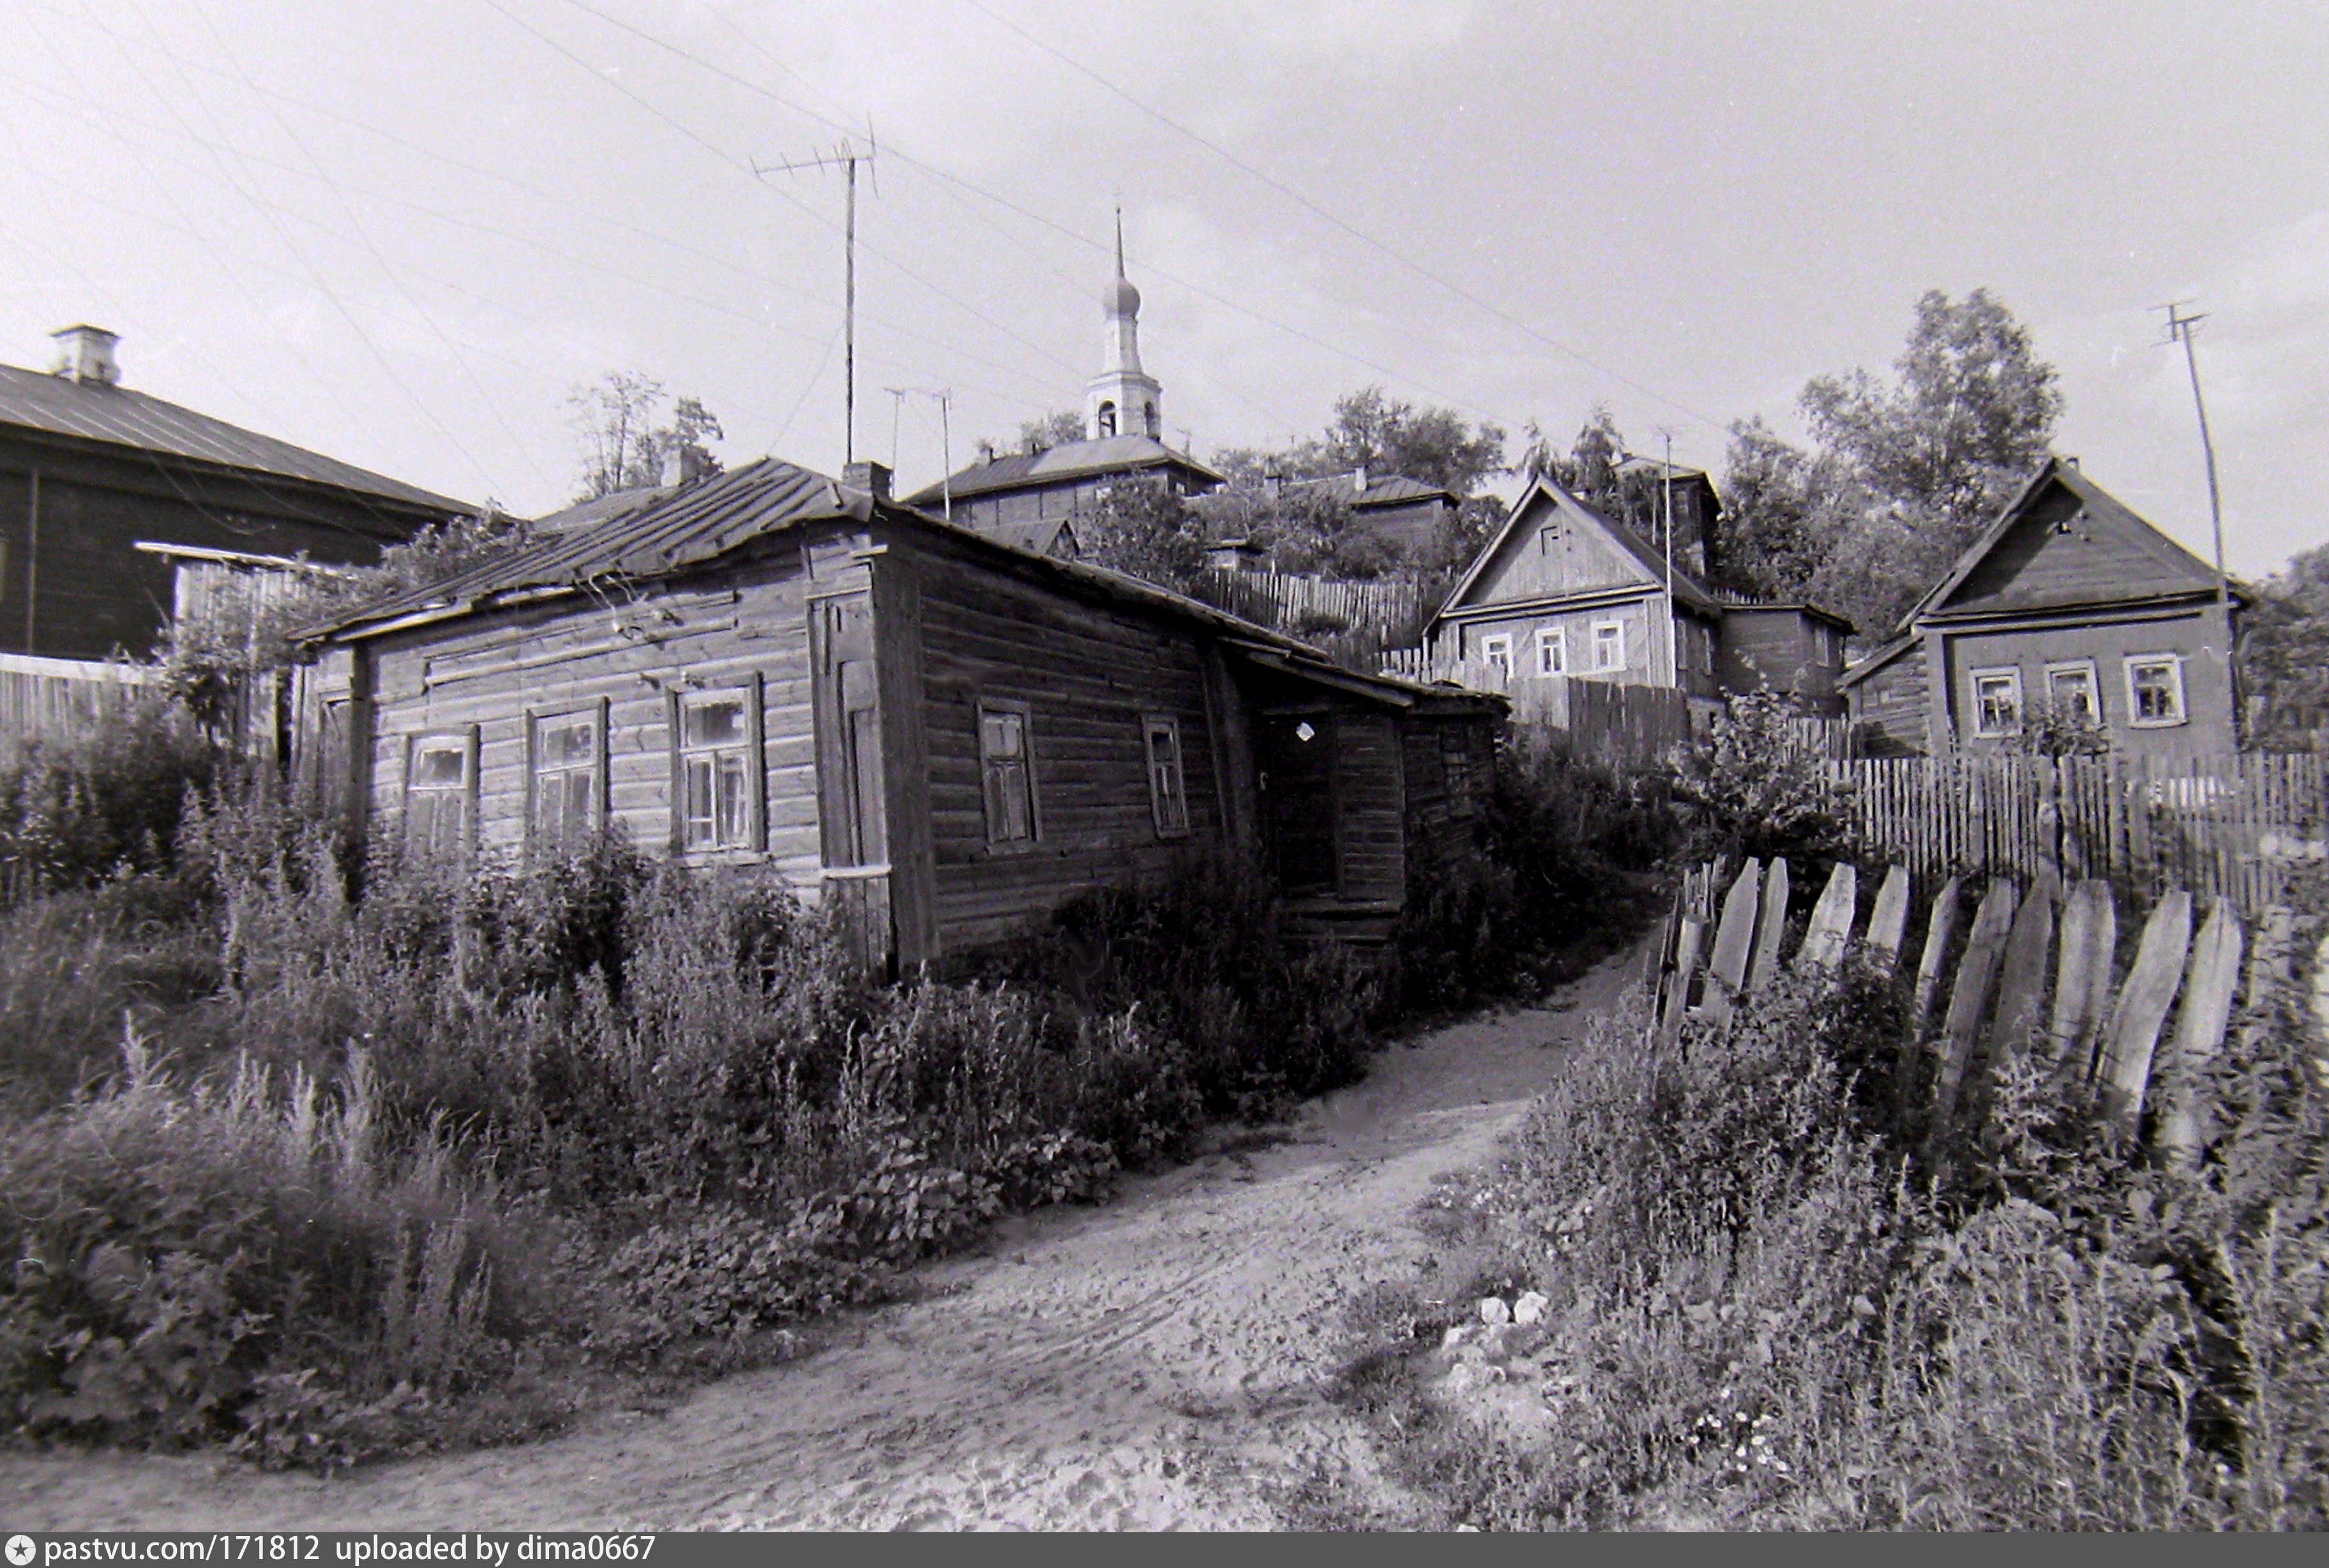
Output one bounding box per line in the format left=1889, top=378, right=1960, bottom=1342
left=51, top=324, right=120, bottom=387
left=841, top=460, right=892, bottom=502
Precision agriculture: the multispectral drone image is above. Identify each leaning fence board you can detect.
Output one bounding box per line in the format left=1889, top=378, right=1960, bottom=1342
left=2095, top=891, right=2194, bottom=1131
left=2047, top=880, right=2117, bottom=1080
left=1700, top=859, right=1763, bottom=1027
left=1934, top=880, right=2018, bottom=1121
left=1984, top=870, right=2058, bottom=1085
left=1661, top=917, right=1706, bottom=1053
left=1865, top=864, right=1910, bottom=974
left=1909, top=877, right=1963, bottom=1040
left=1745, top=857, right=1790, bottom=994
left=2153, top=901, right=2243, bottom=1170
left=1795, top=861, right=1858, bottom=971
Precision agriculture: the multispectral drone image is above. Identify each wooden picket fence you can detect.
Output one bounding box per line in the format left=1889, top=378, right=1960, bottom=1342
left=1650, top=856, right=2284, bottom=1163
left=1193, top=568, right=1434, bottom=647
left=0, top=652, right=164, bottom=744
left=1828, top=753, right=2329, bottom=920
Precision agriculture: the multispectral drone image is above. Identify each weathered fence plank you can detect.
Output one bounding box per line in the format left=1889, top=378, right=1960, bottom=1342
left=1661, top=917, right=1706, bottom=1053
left=1795, top=861, right=1858, bottom=971
left=1700, top=859, right=1763, bottom=1027
left=1909, top=877, right=1963, bottom=1040
left=2153, top=901, right=2244, bottom=1170
left=1935, top=880, right=2018, bottom=1121
left=1865, top=864, right=1910, bottom=974
left=1745, top=856, right=1790, bottom=994
left=2048, top=879, right=2116, bottom=1079
left=2095, top=891, right=2194, bottom=1131
left=1984, top=870, right=2059, bottom=1083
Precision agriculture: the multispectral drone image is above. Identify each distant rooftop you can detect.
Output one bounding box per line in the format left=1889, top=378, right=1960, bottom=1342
left=904, top=433, right=1222, bottom=507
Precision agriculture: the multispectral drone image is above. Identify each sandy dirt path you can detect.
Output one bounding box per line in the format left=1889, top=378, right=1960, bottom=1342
left=6, top=947, right=1641, bottom=1532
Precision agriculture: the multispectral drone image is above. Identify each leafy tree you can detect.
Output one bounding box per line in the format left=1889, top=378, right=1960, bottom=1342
left=1214, top=387, right=1507, bottom=499
left=1673, top=691, right=1858, bottom=869
left=1078, top=480, right=1211, bottom=591
left=1015, top=411, right=1089, bottom=455
left=2004, top=697, right=2112, bottom=758
left=2236, top=544, right=2329, bottom=746
left=567, top=373, right=725, bottom=501
left=1712, top=417, right=1857, bottom=601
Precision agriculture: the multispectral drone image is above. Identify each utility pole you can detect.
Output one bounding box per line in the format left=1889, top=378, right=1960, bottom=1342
left=757, top=135, right=877, bottom=464
left=1659, top=430, right=1678, bottom=688
left=2157, top=301, right=2236, bottom=723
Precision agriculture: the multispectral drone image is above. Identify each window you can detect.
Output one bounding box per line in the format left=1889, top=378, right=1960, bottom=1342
left=1479, top=633, right=1514, bottom=680
left=1534, top=625, right=1567, bottom=677
left=529, top=705, right=603, bottom=851
left=1971, top=667, right=2023, bottom=737
left=2043, top=661, right=2101, bottom=726
left=1143, top=714, right=1189, bottom=838
left=1591, top=619, right=1625, bottom=672
left=1143, top=400, right=1159, bottom=438
left=1096, top=400, right=1117, bottom=438
left=674, top=687, right=758, bottom=850
left=405, top=730, right=474, bottom=857
left=1537, top=524, right=1559, bottom=555
left=978, top=699, right=1039, bottom=848
left=2126, top=655, right=2187, bottom=727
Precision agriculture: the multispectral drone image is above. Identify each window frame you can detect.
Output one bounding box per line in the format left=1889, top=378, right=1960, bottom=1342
left=2124, top=653, right=2189, bottom=728
left=403, top=726, right=479, bottom=860
left=1478, top=631, right=1514, bottom=681
left=668, top=681, right=765, bottom=856
left=1537, top=524, right=1560, bottom=556
left=976, top=697, right=1041, bottom=853
left=526, top=699, right=609, bottom=853
left=2042, top=660, right=2102, bottom=727
left=1142, top=712, right=1191, bottom=840
left=1970, top=665, right=2024, bottom=738
left=1590, top=617, right=1626, bottom=673
left=1534, top=624, right=1567, bottom=677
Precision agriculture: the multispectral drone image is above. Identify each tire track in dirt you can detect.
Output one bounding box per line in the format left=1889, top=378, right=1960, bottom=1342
left=4, top=946, right=1645, bottom=1532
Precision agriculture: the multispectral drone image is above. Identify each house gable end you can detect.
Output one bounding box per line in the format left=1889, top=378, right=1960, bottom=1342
left=1444, top=485, right=1662, bottom=615
left=1934, top=475, right=2215, bottom=618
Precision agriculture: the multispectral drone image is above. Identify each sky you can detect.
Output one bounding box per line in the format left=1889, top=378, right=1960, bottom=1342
left=1, top=0, right=2323, bottom=575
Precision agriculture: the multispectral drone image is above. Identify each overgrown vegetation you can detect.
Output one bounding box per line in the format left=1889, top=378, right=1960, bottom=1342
left=1335, top=891, right=2328, bottom=1530
left=1, top=701, right=1664, bottom=1470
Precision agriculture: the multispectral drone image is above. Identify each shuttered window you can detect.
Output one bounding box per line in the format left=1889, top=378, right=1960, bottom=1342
left=1143, top=714, right=1189, bottom=839
left=978, top=700, right=1038, bottom=848
left=405, top=729, right=476, bottom=859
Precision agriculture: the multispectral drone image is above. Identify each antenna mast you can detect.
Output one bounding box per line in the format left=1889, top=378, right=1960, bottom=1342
left=2157, top=300, right=2235, bottom=720
left=757, top=133, right=878, bottom=464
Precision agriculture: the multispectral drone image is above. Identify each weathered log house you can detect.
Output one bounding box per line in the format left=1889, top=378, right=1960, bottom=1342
left=305, top=457, right=1503, bottom=968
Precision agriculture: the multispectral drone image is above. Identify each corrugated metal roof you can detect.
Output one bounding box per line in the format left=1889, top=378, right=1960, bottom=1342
left=529, top=485, right=679, bottom=533
left=0, top=363, right=468, bottom=514
left=1279, top=470, right=1454, bottom=508
left=904, top=433, right=1222, bottom=505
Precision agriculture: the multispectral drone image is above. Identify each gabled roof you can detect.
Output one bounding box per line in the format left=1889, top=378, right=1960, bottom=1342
left=1837, top=633, right=1920, bottom=691
left=304, top=456, right=1502, bottom=721
left=0, top=362, right=467, bottom=516
left=1433, top=475, right=1720, bottom=628
left=903, top=433, right=1223, bottom=506
left=531, top=485, right=679, bottom=534
left=1902, top=457, right=2229, bottom=631
left=980, top=516, right=1078, bottom=558
left=1278, top=469, right=1455, bottom=509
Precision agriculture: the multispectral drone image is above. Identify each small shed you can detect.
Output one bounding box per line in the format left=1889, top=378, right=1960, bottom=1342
left=303, top=458, right=1503, bottom=969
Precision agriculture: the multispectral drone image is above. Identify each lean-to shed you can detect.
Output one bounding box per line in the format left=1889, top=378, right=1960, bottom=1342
left=304, top=457, right=1504, bottom=969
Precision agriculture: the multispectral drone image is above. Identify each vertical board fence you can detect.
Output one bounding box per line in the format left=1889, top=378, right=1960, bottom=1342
left=1830, top=752, right=2329, bottom=919
left=0, top=652, right=164, bottom=744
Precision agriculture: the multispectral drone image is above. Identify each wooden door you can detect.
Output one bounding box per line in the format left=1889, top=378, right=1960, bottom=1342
left=810, top=594, right=891, bottom=972
left=1259, top=712, right=1338, bottom=896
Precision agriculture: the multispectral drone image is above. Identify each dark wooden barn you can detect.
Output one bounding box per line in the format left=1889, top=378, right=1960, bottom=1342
left=0, top=326, right=465, bottom=661
left=305, top=458, right=1503, bottom=967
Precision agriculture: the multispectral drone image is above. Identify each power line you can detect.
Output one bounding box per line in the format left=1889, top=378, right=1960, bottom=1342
left=959, top=0, right=1727, bottom=435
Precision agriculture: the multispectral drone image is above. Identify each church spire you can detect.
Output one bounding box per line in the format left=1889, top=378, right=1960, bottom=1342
left=1089, top=206, right=1161, bottom=441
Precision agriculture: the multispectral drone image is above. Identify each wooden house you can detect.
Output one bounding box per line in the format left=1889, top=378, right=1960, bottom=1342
left=1840, top=458, right=2238, bottom=758
left=1424, top=476, right=1848, bottom=718
left=304, top=457, right=1504, bottom=968
left=0, top=325, right=464, bottom=661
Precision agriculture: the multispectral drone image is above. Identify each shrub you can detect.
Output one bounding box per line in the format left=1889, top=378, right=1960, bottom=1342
left=1672, top=691, right=1855, bottom=871
left=0, top=700, right=216, bottom=902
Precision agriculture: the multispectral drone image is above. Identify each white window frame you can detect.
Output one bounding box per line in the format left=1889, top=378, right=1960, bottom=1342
left=1142, top=714, right=1191, bottom=840
left=1479, top=632, right=1514, bottom=681
left=674, top=685, right=760, bottom=852
left=404, top=728, right=476, bottom=859
left=1590, top=618, right=1626, bottom=673
left=528, top=703, right=606, bottom=852
left=1537, top=524, right=1560, bottom=556
left=2042, top=660, right=2102, bottom=727
left=2125, top=654, right=2189, bottom=728
left=1534, top=625, right=1567, bottom=677
left=977, top=697, right=1041, bottom=850
left=1970, top=666, right=2024, bottom=738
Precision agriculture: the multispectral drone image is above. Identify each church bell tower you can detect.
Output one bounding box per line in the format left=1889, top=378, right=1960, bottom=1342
left=1085, top=208, right=1163, bottom=442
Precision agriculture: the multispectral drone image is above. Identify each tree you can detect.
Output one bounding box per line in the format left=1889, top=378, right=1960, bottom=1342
left=1015, top=411, right=1088, bottom=455
left=2237, top=544, right=2329, bottom=746
left=1214, top=387, right=1507, bottom=500
left=566, top=373, right=725, bottom=501
left=1078, top=480, right=1211, bottom=591
left=1712, top=418, right=1855, bottom=601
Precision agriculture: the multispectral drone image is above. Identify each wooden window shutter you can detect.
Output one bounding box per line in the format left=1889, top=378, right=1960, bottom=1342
left=463, top=723, right=482, bottom=861
left=665, top=689, right=684, bottom=853
left=522, top=707, right=538, bottom=844
left=748, top=672, right=768, bottom=853
left=400, top=732, right=418, bottom=848
left=596, top=695, right=613, bottom=831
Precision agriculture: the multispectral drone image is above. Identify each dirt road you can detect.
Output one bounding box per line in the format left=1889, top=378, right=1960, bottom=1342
left=6, top=947, right=1641, bottom=1532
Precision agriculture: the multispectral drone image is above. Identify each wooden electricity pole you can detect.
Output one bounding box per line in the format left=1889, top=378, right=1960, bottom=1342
left=757, top=137, right=876, bottom=464
left=2158, top=300, right=2236, bottom=724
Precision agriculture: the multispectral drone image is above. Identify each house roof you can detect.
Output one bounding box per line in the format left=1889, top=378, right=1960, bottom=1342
left=1837, top=633, right=1920, bottom=691
left=1433, top=475, right=1721, bottom=629
left=903, top=433, right=1223, bottom=506
left=1613, top=454, right=1714, bottom=488
left=979, top=516, right=1078, bottom=557
left=306, top=455, right=1502, bottom=715
left=1714, top=595, right=1856, bottom=633
left=0, top=362, right=469, bottom=516
left=530, top=485, right=679, bottom=534
left=1278, top=470, right=1455, bottom=509
left=1901, top=457, right=2231, bottom=632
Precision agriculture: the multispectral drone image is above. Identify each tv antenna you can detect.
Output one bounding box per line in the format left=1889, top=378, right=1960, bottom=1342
left=889, top=387, right=955, bottom=522
left=2155, top=301, right=2227, bottom=617
left=757, top=131, right=877, bottom=464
